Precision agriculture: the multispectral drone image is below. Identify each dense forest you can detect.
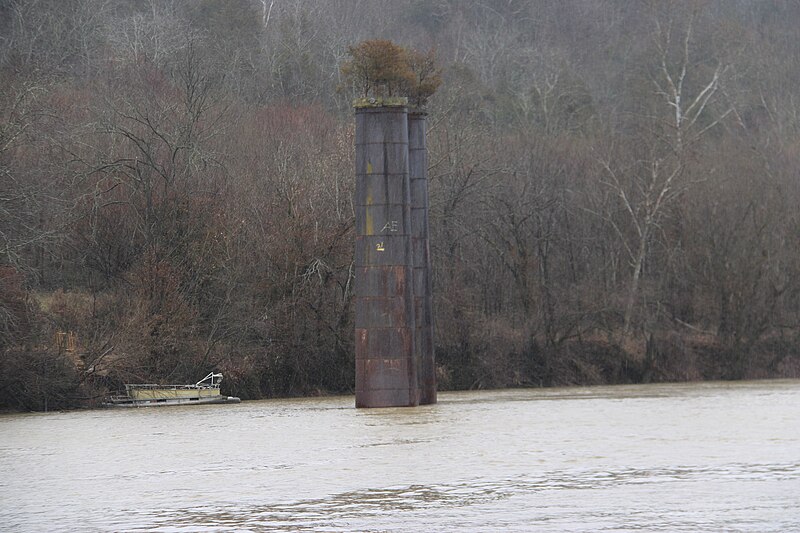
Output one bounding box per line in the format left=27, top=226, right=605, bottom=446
left=1, top=0, right=799, bottom=410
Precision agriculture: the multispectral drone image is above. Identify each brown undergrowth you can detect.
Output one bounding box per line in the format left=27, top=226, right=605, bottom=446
left=2, top=286, right=799, bottom=410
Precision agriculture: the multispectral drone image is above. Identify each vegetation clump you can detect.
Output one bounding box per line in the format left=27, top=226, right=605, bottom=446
left=340, top=39, right=442, bottom=107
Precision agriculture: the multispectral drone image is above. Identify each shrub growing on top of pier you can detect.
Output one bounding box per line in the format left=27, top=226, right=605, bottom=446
left=341, top=40, right=442, bottom=107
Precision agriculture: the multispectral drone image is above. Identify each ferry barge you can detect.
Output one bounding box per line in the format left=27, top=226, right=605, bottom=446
left=104, top=372, right=241, bottom=407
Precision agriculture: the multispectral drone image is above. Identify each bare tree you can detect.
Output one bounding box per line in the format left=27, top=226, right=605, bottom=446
left=596, top=5, right=733, bottom=338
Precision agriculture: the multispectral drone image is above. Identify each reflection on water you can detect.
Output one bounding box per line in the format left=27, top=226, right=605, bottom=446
left=1, top=381, right=799, bottom=532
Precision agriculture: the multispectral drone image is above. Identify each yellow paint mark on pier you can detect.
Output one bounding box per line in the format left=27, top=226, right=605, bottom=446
left=366, top=207, right=374, bottom=235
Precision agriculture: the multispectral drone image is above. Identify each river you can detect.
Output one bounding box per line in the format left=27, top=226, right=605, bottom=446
left=1, top=380, right=798, bottom=532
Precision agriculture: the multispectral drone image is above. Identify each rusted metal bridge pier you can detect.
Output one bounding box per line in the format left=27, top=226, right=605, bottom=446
left=409, top=111, right=436, bottom=406
left=354, top=98, right=436, bottom=408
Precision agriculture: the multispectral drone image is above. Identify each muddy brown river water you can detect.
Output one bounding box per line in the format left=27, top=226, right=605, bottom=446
left=1, top=380, right=798, bottom=532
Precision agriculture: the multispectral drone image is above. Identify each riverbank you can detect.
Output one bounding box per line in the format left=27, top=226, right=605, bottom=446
left=2, top=324, right=798, bottom=412
left=436, top=333, right=800, bottom=391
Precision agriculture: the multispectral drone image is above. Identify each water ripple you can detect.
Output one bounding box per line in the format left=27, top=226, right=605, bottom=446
left=121, top=461, right=800, bottom=532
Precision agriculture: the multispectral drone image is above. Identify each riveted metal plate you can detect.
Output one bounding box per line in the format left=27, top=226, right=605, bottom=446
left=355, top=235, right=412, bottom=267
left=354, top=297, right=414, bottom=329
left=355, top=327, right=414, bottom=359
left=355, top=205, right=410, bottom=236
left=355, top=388, right=418, bottom=408
left=354, top=266, right=408, bottom=298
